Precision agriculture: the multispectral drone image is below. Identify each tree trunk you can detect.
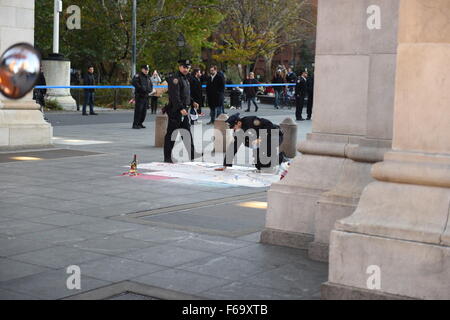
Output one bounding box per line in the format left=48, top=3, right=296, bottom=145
left=237, top=64, right=245, bottom=81
left=265, top=55, right=274, bottom=82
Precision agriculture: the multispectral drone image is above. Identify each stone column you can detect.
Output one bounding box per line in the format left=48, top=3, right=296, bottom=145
left=42, top=55, right=77, bottom=110
left=324, top=0, right=450, bottom=300
left=0, top=0, right=53, bottom=149
left=309, top=0, right=400, bottom=262
left=261, top=0, right=399, bottom=256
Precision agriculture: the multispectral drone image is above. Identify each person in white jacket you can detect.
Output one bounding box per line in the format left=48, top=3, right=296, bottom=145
left=150, top=70, right=162, bottom=114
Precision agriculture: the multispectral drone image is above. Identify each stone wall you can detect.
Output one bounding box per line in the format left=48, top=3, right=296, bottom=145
left=262, top=0, right=400, bottom=262
left=0, top=0, right=35, bottom=53
left=324, top=0, right=450, bottom=300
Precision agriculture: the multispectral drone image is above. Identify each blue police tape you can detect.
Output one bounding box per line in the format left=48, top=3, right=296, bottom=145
left=35, top=83, right=296, bottom=89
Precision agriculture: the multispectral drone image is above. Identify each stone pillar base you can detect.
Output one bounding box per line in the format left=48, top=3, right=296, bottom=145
left=42, top=58, right=77, bottom=111
left=263, top=150, right=347, bottom=244
left=321, top=282, right=415, bottom=300
left=260, top=228, right=313, bottom=249
left=327, top=153, right=450, bottom=300
left=0, top=110, right=53, bottom=148
left=308, top=241, right=329, bottom=262
left=46, top=94, right=77, bottom=111
left=328, top=228, right=450, bottom=300
left=309, top=159, right=374, bottom=262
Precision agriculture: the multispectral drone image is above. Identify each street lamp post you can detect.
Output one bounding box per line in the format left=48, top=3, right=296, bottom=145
left=176, top=33, right=186, bottom=60
left=53, top=0, right=63, bottom=54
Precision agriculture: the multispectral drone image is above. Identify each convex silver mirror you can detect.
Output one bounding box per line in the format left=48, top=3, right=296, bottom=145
left=0, top=43, right=41, bottom=99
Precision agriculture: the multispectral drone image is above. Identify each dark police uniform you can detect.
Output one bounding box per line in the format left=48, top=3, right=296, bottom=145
left=164, top=61, right=196, bottom=163
left=306, top=75, right=314, bottom=120
left=189, top=75, right=203, bottom=114
left=224, top=114, right=284, bottom=170
left=82, top=71, right=97, bottom=115
left=295, top=75, right=307, bottom=121
left=33, top=72, right=47, bottom=109
left=131, top=65, right=153, bottom=128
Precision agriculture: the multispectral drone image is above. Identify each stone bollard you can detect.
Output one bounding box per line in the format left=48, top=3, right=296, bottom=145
left=42, top=58, right=77, bottom=110
left=214, top=113, right=230, bottom=153
left=154, top=113, right=168, bottom=147
left=279, top=117, right=298, bottom=158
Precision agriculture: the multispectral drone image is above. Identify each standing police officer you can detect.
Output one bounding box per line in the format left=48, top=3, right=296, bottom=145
left=295, top=71, right=308, bottom=121
left=163, top=59, right=200, bottom=163
left=131, top=65, right=153, bottom=129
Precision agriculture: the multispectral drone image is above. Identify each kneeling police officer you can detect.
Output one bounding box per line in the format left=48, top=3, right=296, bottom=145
left=216, top=113, right=288, bottom=171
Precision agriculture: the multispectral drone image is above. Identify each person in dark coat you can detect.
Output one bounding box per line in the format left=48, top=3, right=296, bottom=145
left=82, top=66, right=97, bottom=115
left=206, top=65, right=225, bottom=124
left=163, top=59, right=200, bottom=163
left=286, top=67, right=297, bottom=94
left=189, top=68, right=203, bottom=124
left=33, top=68, right=46, bottom=111
left=215, top=113, right=287, bottom=171
left=70, top=69, right=81, bottom=110
left=295, top=71, right=308, bottom=121
left=306, top=74, right=314, bottom=120
left=272, top=70, right=285, bottom=109
left=199, top=70, right=208, bottom=116
left=131, top=64, right=153, bottom=129
left=243, top=72, right=260, bottom=112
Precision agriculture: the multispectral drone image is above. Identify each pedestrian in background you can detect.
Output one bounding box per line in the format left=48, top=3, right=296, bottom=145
left=189, top=68, right=203, bottom=124
left=131, top=64, right=153, bottom=129
left=206, top=65, right=225, bottom=124
left=150, top=70, right=161, bottom=114
left=200, top=70, right=208, bottom=115
left=295, top=71, right=308, bottom=121
left=244, top=72, right=260, bottom=112
left=70, top=69, right=81, bottom=111
left=33, top=66, right=47, bottom=119
left=286, top=67, right=296, bottom=96
left=306, top=74, right=314, bottom=120
left=82, top=66, right=98, bottom=115
left=286, top=67, right=297, bottom=85
left=272, top=69, right=285, bottom=110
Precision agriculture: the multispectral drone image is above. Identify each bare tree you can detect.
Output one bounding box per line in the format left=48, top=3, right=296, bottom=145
left=214, top=0, right=316, bottom=80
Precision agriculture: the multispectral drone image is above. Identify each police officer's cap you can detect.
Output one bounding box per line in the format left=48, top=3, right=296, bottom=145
left=226, top=113, right=241, bottom=128
left=141, top=64, right=149, bottom=71
left=178, top=59, right=191, bottom=67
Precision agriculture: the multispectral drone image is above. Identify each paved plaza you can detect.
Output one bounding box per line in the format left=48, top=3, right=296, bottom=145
left=0, top=104, right=328, bottom=300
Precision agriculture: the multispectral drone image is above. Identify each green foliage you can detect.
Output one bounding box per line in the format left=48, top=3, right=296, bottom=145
left=35, top=0, right=315, bottom=83
left=225, top=65, right=244, bottom=84
left=35, top=0, right=223, bottom=82
left=45, top=98, right=62, bottom=110
left=213, top=0, right=316, bottom=80
left=93, top=88, right=134, bottom=109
